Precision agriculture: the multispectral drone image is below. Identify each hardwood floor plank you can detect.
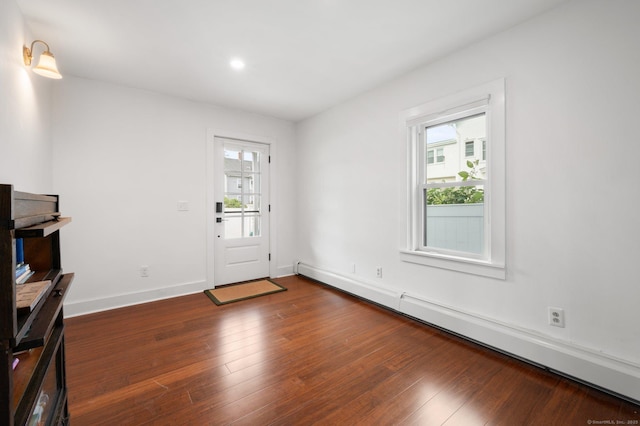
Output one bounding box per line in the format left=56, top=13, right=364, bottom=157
left=453, top=363, right=549, bottom=424
left=64, top=275, right=640, bottom=425
left=317, top=339, right=455, bottom=424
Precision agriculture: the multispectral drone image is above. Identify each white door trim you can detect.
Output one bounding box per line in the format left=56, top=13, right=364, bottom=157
left=206, top=128, right=276, bottom=287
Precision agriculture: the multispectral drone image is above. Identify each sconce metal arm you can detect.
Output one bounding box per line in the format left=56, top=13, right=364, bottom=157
left=23, top=40, right=53, bottom=66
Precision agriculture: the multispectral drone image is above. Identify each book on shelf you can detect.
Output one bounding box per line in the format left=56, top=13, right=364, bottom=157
left=16, top=263, right=31, bottom=282
left=16, top=280, right=51, bottom=314
left=16, top=238, right=24, bottom=264
left=16, top=268, right=35, bottom=285
left=16, top=262, right=29, bottom=276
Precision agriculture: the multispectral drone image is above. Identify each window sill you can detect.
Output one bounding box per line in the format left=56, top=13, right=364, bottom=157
left=400, top=249, right=506, bottom=280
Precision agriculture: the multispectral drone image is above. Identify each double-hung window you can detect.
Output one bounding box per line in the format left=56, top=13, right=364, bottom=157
left=401, top=79, right=506, bottom=279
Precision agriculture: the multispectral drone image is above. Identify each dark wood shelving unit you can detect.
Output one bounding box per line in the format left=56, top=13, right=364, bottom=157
left=1, top=184, right=74, bottom=426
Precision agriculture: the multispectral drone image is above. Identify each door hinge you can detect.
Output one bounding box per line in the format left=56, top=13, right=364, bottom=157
left=268, top=155, right=271, bottom=163
left=268, top=204, right=271, bottom=212
left=268, top=253, right=271, bottom=261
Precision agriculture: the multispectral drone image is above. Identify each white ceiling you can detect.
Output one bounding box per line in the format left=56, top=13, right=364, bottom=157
left=18, top=0, right=570, bottom=122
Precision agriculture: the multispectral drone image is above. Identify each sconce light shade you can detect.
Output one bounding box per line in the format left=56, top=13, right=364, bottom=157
left=23, top=40, right=62, bottom=79
left=33, top=51, right=62, bottom=79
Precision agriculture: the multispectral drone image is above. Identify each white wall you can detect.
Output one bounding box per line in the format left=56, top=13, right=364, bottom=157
left=295, top=0, right=640, bottom=401
left=52, top=76, right=297, bottom=315
left=0, top=0, right=53, bottom=192
left=7, top=0, right=639, bottom=402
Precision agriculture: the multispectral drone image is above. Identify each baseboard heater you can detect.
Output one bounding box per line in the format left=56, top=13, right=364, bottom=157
left=295, top=261, right=640, bottom=405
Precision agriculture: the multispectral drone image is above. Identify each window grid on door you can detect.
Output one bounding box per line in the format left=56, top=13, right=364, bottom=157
left=223, top=147, right=262, bottom=239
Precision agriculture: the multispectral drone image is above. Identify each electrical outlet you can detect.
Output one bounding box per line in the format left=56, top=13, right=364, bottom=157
left=548, top=307, right=565, bottom=328
left=140, top=265, right=149, bottom=277
left=376, top=266, right=382, bottom=278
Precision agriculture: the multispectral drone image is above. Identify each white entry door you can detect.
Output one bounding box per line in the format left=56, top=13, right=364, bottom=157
left=213, top=137, right=270, bottom=285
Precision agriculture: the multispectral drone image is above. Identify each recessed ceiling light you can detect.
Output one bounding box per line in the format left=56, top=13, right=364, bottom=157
left=230, top=58, right=245, bottom=70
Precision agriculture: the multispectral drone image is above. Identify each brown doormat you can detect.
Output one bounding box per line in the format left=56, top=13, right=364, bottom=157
left=204, top=279, right=287, bottom=305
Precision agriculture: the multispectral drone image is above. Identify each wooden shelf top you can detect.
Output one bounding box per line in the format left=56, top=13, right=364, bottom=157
left=14, top=191, right=57, bottom=203
left=15, top=217, right=72, bottom=238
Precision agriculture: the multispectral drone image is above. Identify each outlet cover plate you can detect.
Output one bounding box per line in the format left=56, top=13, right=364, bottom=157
left=548, top=307, right=565, bottom=328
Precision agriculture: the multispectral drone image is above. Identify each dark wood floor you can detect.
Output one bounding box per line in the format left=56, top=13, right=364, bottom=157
left=65, top=275, right=639, bottom=425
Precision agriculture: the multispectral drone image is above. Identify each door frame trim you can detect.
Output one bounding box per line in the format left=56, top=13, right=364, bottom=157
left=206, top=128, right=276, bottom=287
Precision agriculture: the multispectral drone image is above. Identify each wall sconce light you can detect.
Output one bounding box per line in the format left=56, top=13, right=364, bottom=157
left=23, top=40, right=62, bottom=79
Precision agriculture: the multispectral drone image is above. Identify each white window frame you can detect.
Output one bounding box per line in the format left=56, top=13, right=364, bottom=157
left=399, top=79, right=506, bottom=279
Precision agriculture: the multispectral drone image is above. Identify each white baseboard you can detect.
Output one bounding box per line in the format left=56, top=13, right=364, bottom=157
left=297, top=262, right=640, bottom=404
left=65, top=266, right=296, bottom=318
left=64, top=280, right=208, bottom=318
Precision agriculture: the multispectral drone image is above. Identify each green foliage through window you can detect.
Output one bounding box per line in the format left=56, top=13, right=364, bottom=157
left=426, top=187, right=484, bottom=205
left=224, top=197, right=244, bottom=208
left=427, top=160, right=484, bottom=205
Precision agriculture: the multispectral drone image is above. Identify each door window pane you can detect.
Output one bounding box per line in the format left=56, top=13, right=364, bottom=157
left=225, top=215, right=243, bottom=239
left=243, top=150, right=261, bottom=172
left=222, top=144, right=264, bottom=239
left=243, top=173, right=260, bottom=193
left=242, top=195, right=260, bottom=212
left=243, top=215, right=261, bottom=237
left=224, top=149, right=242, bottom=171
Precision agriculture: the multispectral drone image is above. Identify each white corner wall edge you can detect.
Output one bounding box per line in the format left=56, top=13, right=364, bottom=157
left=64, top=280, right=209, bottom=318
left=275, top=264, right=295, bottom=278
left=297, top=262, right=640, bottom=404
